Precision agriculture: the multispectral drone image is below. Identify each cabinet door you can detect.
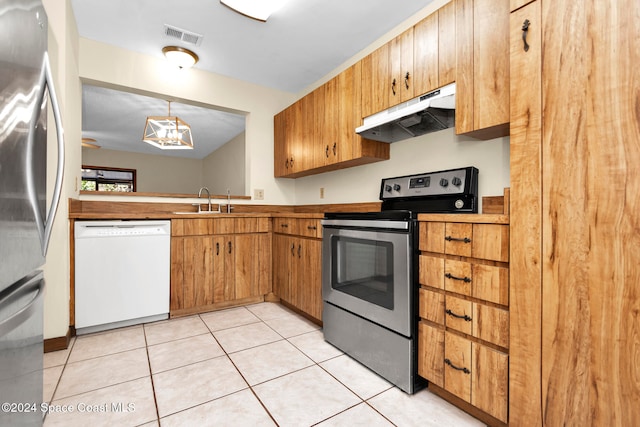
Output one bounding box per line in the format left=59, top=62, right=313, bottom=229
left=320, top=75, right=338, bottom=167
left=272, top=234, right=292, bottom=302
left=419, top=255, right=445, bottom=289
left=389, top=27, right=414, bottom=105
left=418, top=288, right=445, bottom=324
left=273, top=110, right=287, bottom=177
left=509, top=2, right=542, bottom=423
left=170, top=237, right=185, bottom=311
left=472, top=223, right=509, bottom=262
left=437, top=0, right=456, bottom=86
left=300, top=238, right=322, bottom=320
left=444, top=332, right=472, bottom=403
left=361, top=43, right=390, bottom=118
left=472, top=343, right=509, bottom=422
left=413, top=12, right=439, bottom=95
left=455, top=0, right=510, bottom=138
left=213, top=235, right=235, bottom=302
left=418, top=322, right=445, bottom=387
left=183, top=236, right=214, bottom=308
left=335, top=65, right=356, bottom=164
left=234, top=234, right=257, bottom=300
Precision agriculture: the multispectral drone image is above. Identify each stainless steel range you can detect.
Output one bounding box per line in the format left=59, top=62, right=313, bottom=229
left=321, top=166, right=478, bottom=394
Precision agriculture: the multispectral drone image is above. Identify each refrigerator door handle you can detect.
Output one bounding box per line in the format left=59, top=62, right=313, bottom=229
left=26, top=52, right=65, bottom=256
left=0, top=274, right=44, bottom=337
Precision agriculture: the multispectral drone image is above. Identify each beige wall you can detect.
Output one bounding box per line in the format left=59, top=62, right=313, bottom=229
left=43, top=0, right=82, bottom=340
left=82, top=148, right=204, bottom=193
left=44, top=0, right=509, bottom=341
left=202, top=132, right=246, bottom=195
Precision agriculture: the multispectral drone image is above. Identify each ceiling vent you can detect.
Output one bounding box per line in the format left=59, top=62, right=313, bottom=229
left=163, top=24, right=203, bottom=46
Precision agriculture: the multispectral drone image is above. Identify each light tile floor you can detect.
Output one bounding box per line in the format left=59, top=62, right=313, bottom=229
left=43, top=302, right=485, bottom=426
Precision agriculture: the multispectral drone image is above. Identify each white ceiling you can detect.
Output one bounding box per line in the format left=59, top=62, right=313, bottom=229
left=73, top=0, right=436, bottom=158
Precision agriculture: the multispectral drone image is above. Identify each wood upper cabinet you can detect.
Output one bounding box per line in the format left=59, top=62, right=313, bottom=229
left=455, top=0, right=510, bottom=139
left=274, top=63, right=388, bottom=178
left=361, top=28, right=414, bottom=116
left=413, top=0, right=456, bottom=96
left=389, top=28, right=415, bottom=106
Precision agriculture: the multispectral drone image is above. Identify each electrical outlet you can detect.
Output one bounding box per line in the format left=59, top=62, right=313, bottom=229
left=254, top=189, right=264, bottom=200
left=320, top=187, right=325, bottom=199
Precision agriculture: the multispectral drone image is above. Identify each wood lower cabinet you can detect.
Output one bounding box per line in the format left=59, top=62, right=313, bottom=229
left=417, top=215, right=509, bottom=425
left=170, top=218, right=271, bottom=316
left=272, top=217, right=322, bottom=322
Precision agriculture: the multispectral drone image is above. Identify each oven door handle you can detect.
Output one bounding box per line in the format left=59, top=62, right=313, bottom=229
left=321, top=219, right=409, bottom=230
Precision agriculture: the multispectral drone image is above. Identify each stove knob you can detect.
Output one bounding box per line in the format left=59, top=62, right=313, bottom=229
left=455, top=199, right=465, bottom=209
left=385, top=184, right=392, bottom=192
left=452, top=176, right=462, bottom=187
left=440, top=178, right=449, bottom=187
left=393, top=184, right=401, bottom=192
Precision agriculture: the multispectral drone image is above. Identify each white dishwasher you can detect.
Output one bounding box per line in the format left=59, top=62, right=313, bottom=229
left=75, top=220, right=171, bottom=334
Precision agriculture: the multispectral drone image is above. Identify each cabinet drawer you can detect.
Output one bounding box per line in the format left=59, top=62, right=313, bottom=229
left=471, top=224, right=509, bottom=262
left=472, top=263, right=509, bottom=305
left=234, top=217, right=269, bottom=234
left=418, top=322, right=444, bottom=387
left=444, top=223, right=473, bottom=257
left=444, top=259, right=472, bottom=296
left=273, top=218, right=297, bottom=235
left=419, top=288, right=444, bottom=325
left=473, top=302, right=509, bottom=348
left=472, top=342, right=508, bottom=423
left=297, top=219, right=322, bottom=238
left=444, top=332, right=472, bottom=403
left=445, top=295, right=472, bottom=335
left=419, top=255, right=444, bottom=289
left=419, top=222, right=445, bottom=253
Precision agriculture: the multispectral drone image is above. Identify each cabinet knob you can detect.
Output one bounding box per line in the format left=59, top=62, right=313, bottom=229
left=391, top=78, right=397, bottom=96
left=404, top=71, right=410, bottom=90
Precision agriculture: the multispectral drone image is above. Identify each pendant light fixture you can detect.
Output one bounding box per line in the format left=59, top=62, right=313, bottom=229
left=142, top=101, right=194, bottom=150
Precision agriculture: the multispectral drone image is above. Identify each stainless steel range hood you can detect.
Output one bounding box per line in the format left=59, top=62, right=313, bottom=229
left=356, top=83, right=455, bottom=143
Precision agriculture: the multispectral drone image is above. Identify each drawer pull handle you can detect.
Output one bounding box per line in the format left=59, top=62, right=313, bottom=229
left=446, top=309, right=472, bottom=322
left=445, top=273, right=471, bottom=283
left=445, top=358, right=471, bottom=374
left=281, top=224, right=288, bottom=228
left=298, top=244, right=302, bottom=258
left=291, top=243, right=295, bottom=255
left=216, top=242, right=219, bottom=255
left=445, top=236, right=471, bottom=243
left=228, top=241, right=232, bottom=254
left=307, top=226, right=317, bottom=230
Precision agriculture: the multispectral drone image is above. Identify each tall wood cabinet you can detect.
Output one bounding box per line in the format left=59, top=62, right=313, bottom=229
left=417, top=215, right=510, bottom=425
left=509, top=0, right=640, bottom=425
left=170, top=217, right=271, bottom=316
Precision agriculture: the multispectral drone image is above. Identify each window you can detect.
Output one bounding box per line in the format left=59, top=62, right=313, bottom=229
left=81, top=166, right=136, bottom=192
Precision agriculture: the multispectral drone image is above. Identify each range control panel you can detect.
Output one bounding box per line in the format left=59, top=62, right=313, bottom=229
left=379, top=167, right=478, bottom=200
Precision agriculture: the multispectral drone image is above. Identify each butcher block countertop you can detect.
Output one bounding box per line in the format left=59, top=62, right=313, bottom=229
left=417, top=213, right=509, bottom=224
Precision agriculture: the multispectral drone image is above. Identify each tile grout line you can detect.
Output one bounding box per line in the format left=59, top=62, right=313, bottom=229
left=42, top=336, right=77, bottom=424
left=142, top=323, right=162, bottom=425
left=199, top=312, right=282, bottom=427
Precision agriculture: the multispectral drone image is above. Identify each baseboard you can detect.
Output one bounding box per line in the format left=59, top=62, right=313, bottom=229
left=44, top=327, right=73, bottom=353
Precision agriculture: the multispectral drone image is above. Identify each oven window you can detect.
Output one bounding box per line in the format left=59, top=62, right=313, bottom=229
left=331, top=236, right=394, bottom=310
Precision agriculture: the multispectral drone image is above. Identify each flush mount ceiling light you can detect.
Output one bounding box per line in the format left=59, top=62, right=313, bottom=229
left=162, top=46, right=199, bottom=68
left=81, top=137, right=100, bottom=149
left=220, top=0, right=289, bottom=22
left=142, top=101, right=194, bottom=150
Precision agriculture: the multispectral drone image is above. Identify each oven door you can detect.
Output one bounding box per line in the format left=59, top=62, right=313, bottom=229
left=322, top=221, right=412, bottom=337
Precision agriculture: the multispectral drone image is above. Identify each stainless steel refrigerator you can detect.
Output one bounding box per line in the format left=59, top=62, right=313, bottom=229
left=0, top=0, right=65, bottom=425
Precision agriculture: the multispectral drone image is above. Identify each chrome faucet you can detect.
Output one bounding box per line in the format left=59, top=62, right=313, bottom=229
left=197, top=187, right=212, bottom=212
left=226, top=188, right=233, bottom=213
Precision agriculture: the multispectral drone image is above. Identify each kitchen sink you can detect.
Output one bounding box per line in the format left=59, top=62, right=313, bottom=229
left=172, top=211, right=221, bottom=215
